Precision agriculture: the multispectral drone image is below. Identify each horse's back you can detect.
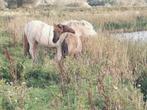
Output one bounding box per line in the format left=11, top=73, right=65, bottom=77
left=24, top=20, right=54, bottom=46
left=65, top=34, right=78, bottom=54
left=24, top=20, right=50, bottom=36
left=61, top=20, right=97, bottom=37
left=61, top=33, right=82, bottom=57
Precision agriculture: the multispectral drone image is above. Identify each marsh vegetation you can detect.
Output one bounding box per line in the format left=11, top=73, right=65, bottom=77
left=0, top=6, right=147, bottom=110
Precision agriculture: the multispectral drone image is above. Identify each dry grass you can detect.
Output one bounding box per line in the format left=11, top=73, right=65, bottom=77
left=2, top=6, right=147, bottom=79
left=0, top=6, right=147, bottom=110
left=2, top=6, right=147, bottom=43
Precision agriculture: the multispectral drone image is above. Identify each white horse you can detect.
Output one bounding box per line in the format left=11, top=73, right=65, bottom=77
left=61, top=20, right=97, bottom=37
left=23, top=20, right=75, bottom=62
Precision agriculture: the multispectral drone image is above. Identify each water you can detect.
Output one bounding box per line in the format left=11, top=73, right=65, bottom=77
left=114, top=31, right=147, bottom=42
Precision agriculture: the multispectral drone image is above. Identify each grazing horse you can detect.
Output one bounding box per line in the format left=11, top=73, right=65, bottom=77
left=61, top=20, right=97, bottom=37
left=60, top=32, right=82, bottom=58
left=23, top=20, right=75, bottom=62
left=57, top=33, right=82, bottom=84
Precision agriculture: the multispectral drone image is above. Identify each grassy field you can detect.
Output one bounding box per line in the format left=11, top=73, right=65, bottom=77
left=0, top=6, right=147, bottom=110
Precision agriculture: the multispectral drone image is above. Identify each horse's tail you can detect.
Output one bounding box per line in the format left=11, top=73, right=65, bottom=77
left=61, top=38, right=68, bottom=58
left=23, top=33, right=30, bottom=56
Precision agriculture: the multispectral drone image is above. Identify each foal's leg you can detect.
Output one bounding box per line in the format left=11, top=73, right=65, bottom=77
left=29, top=43, right=34, bottom=62
left=33, top=41, right=38, bottom=62
left=55, top=46, right=62, bottom=62
left=29, top=41, right=38, bottom=63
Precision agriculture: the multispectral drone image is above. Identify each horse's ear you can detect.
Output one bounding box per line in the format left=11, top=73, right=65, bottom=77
left=62, top=25, right=75, bottom=34
left=57, top=24, right=63, bottom=29
left=57, top=24, right=64, bottom=32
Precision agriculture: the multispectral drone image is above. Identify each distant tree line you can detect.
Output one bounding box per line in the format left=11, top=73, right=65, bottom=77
left=6, top=0, right=34, bottom=8
left=87, top=0, right=114, bottom=6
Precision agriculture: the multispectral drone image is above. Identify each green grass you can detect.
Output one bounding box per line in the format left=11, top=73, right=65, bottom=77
left=25, top=86, right=60, bottom=110
left=103, top=16, right=147, bottom=32
left=0, top=7, right=147, bottom=110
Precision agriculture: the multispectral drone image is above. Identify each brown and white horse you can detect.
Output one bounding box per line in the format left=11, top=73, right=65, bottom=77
left=61, top=20, right=97, bottom=37
left=23, top=20, right=75, bottom=62
left=60, top=32, right=82, bottom=58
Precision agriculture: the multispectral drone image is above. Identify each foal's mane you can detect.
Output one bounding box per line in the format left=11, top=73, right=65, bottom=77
left=53, top=24, right=75, bottom=43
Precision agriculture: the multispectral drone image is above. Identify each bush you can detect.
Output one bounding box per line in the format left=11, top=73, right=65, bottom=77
left=0, top=60, right=24, bottom=83
left=25, top=68, right=59, bottom=88
left=0, top=82, right=28, bottom=110
left=2, top=96, right=15, bottom=110
left=88, top=0, right=115, bottom=6
left=135, top=67, right=147, bottom=102
left=103, top=16, right=147, bottom=32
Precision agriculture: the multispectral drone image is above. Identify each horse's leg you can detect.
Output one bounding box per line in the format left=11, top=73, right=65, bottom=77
left=29, top=43, right=34, bottom=61
left=55, top=46, right=62, bottom=62
left=61, top=39, right=68, bottom=58
left=29, top=42, right=37, bottom=63
left=24, top=33, right=30, bottom=57
left=33, top=41, right=38, bottom=63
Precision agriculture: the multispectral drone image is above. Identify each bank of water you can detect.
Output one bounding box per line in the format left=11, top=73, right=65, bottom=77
left=114, top=31, right=147, bottom=42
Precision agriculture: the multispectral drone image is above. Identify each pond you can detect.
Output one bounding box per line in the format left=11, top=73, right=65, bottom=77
left=114, top=31, right=147, bottom=42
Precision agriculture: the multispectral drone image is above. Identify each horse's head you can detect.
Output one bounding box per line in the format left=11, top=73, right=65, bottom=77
left=53, top=24, right=75, bottom=43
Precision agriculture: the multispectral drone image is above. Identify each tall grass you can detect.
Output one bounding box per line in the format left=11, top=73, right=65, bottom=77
left=0, top=6, right=147, bottom=109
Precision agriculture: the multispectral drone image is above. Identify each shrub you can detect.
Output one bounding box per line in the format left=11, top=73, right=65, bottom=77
left=25, top=67, right=59, bottom=88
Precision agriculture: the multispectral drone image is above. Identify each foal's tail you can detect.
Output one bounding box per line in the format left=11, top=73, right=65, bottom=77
left=61, top=39, right=68, bottom=58
left=23, top=33, right=30, bottom=56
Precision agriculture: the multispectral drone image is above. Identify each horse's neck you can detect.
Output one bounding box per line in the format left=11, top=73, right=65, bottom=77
left=47, top=26, right=58, bottom=47
left=39, top=25, right=55, bottom=47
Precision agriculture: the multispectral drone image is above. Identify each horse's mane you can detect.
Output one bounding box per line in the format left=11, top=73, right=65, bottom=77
left=62, top=20, right=95, bottom=32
